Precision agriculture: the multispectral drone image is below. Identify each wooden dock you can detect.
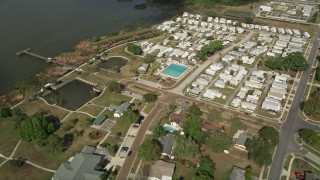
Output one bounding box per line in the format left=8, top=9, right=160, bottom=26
left=16, top=48, right=77, bottom=69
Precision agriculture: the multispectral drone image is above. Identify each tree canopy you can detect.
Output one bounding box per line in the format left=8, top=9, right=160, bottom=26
left=207, top=109, right=222, bottom=123
left=138, top=139, right=161, bottom=161
left=197, top=40, right=223, bottom=60
left=188, top=104, right=203, bottom=117
left=299, top=128, right=320, bottom=146
left=265, top=52, right=308, bottom=71
left=196, top=156, right=215, bottom=179
left=143, top=54, right=156, bottom=63
left=230, top=116, right=246, bottom=135
left=172, top=135, right=200, bottom=158
left=316, top=67, right=320, bottom=81
left=127, top=43, right=143, bottom=55
left=259, top=126, right=279, bottom=146
left=0, top=107, right=12, bottom=118
left=143, top=93, right=158, bottom=103
left=245, top=165, right=253, bottom=180
left=45, top=134, right=64, bottom=153
left=19, top=113, right=56, bottom=141
left=123, top=109, right=140, bottom=123
left=208, top=131, right=233, bottom=153
left=183, top=115, right=206, bottom=143
left=107, top=81, right=124, bottom=93
left=152, top=125, right=167, bottom=139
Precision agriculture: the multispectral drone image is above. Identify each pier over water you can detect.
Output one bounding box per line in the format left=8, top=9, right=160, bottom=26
left=16, top=49, right=76, bottom=69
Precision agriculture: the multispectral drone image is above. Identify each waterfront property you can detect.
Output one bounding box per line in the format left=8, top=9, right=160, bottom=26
left=45, top=80, right=95, bottom=110
left=160, top=63, right=189, bottom=79
left=98, top=56, right=128, bottom=71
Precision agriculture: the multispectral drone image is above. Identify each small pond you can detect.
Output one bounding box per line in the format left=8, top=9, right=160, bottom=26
left=98, top=57, right=128, bottom=71
left=45, top=80, right=94, bottom=110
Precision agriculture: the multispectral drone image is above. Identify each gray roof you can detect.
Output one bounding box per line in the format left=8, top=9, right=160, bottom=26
left=160, top=133, right=176, bottom=156
left=149, top=160, right=175, bottom=179
left=109, top=102, right=131, bottom=114
left=229, top=166, right=245, bottom=180
left=236, top=133, right=250, bottom=146
left=52, top=146, right=104, bottom=180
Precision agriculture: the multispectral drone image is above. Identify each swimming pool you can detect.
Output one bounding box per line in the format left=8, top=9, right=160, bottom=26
left=163, top=124, right=179, bottom=133
left=161, top=64, right=188, bottom=78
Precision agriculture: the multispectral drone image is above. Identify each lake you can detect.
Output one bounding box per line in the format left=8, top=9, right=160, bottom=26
left=0, top=0, right=171, bottom=95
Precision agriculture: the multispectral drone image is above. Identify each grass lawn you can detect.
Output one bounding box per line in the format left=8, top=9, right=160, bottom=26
left=140, top=74, right=161, bottom=83
left=148, top=109, right=167, bottom=131
left=20, top=99, right=69, bottom=120
left=92, top=90, right=132, bottom=107
left=0, top=118, right=20, bottom=156
left=290, top=158, right=320, bottom=179
left=132, top=99, right=146, bottom=112
left=143, top=102, right=156, bottom=114
left=204, top=147, right=262, bottom=179
left=283, top=154, right=294, bottom=171
left=0, top=163, right=54, bottom=180
left=130, top=157, right=141, bottom=174
left=172, top=160, right=197, bottom=179
left=255, top=108, right=280, bottom=118
left=109, top=116, right=133, bottom=138
left=78, top=105, right=104, bottom=117
left=102, top=135, right=123, bottom=156
left=14, top=112, right=106, bottom=169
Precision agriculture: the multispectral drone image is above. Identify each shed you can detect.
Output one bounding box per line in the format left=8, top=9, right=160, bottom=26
left=92, top=115, right=107, bottom=126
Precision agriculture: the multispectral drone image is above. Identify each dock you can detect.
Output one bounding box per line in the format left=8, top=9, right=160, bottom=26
left=16, top=49, right=77, bottom=69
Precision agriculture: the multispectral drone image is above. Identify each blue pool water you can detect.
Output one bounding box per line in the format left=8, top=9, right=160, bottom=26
left=163, top=124, right=179, bottom=133
left=162, top=64, right=188, bottom=78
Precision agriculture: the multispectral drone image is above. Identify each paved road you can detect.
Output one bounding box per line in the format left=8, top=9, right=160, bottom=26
left=269, top=27, right=320, bottom=180
left=170, top=31, right=255, bottom=95
left=117, top=102, right=165, bottom=180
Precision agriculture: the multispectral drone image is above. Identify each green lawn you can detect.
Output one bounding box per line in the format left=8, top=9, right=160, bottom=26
left=283, top=154, right=294, bottom=171
left=0, top=118, right=20, bottom=156
left=14, top=112, right=106, bottom=169
left=132, top=99, right=146, bottom=112
left=173, top=161, right=197, bottom=179
left=0, top=163, right=54, bottom=180
left=109, top=115, right=133, bottom=138
left=91, top=90, right=132, bottom=107
left=19, top=99, right=69, bottom=120
left=78, top=105, right=104, bottom=117
left=143, top=102, right=156, bottom=114
left=102, top=135, right=123, bottom=156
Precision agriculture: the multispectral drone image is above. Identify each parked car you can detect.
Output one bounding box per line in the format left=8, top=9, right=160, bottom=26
left=295, top=172, right=304, bottom=179
left=128, top=151, right=132, bottom=156
left=121, top=147, right=129, bottom=152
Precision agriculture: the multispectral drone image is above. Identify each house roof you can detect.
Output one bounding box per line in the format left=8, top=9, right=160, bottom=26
left=229, top=166, right=246, bottom=180
left=169, top=113, right=185, bottom=124
left=161, top=133, right=176, bottom=156
left=52, top=146, right=104, bottom=180
left=149, top=160, right=175, bottom=180
left=236, top=133, right=250, bottom=146
left=92, top=115, right=107, bottom=126
left=109, top=102, right=131, bottom=114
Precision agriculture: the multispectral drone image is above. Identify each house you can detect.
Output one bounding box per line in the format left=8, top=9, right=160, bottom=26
left=160, top=133, right=176, bottom=159
left=233, top=130, right=250, bottom=151
left=52, top=146, right=104, bottom=180
left=240, top=101, right=257, bottom=112
left=260, top=5, right=272, bottom=12
left=262, top=97, right=282, bottom=112
left=148, top=160, right=175, bottom=180
left=231, top=98, right=241, bottom=108
left=229, top=166, right=246, bottom=180
left=138, top=64, right=150, bottom=73
left=214, top=80, right=226, bottom=88
left=109, top=102, right=131, bottom=117
left=92, top=115, right=107, bottom=126
left=203, top=89, right=222, bottom=100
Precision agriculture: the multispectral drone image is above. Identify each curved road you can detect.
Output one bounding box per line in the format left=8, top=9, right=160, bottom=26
left=269, top=27, right=320, bottom=180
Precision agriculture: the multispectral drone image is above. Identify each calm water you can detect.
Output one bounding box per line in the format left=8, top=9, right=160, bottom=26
left=0, top=0, right=169, bottom=95
left=46, top=80, right=93, bottom=110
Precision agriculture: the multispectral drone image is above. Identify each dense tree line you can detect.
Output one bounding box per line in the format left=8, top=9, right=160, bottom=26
left=19, top=113, right=57, bottom=141
left=245, top=126, right=279, bottom=166
left=299, top=128, right=320, bottom=146
left=143, top=93, right=158, bottom=103
left=197, top=40, right=223, bottom=60
left=138, top=139, right=161, bottom=161
left=301, top=88, right=320, bottom=118
left=265, top=52, right=308, bottom=71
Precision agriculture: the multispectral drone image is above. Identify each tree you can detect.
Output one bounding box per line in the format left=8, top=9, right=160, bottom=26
left=196, top=156, right=215, bottom=179
left=299, top=128, right=320, bottom=146
left=183, top=115, right=206, bottom=143
left=173, top=136, right=200, bottom=158
left=207, top=109, right=222, bottom=123
left=123, top=109, right=140, bottom=123
left=46, top=134, right=64, bottom=153
left=152, top=125, right=167, bottom=138
left=187, top=104, right=203, bottom=117
left=143, top=54, right=156, bottom=63
left=230, top=116, right=246, bottom=135
left=0, top=107, right=12, bottom=118
left=143, top=93, right=158, bottom=103
left=208, top=131, right=233, bottom=153
left=197, top=40, right=224, bottom=60
left=138, top=139, right=161, bottom=161
left=127, top=43, right=143, bottom=55
left=107, top=81, right=124, bottom=93
left=259, top=126, right=279, bottom=146
left=245, top=138, right=273, bottom=166
left=315, top=67, right=320, bottom=81
left=244, top=17, right=253, bottom=24
left=19, top=113, right=56, bottom=141
left=265, top=52, right=308, bottom=71
left=9, top=158, right=24, bottom=167
left=245, top=165, right=253, bottom=180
